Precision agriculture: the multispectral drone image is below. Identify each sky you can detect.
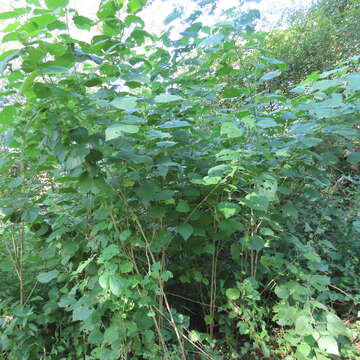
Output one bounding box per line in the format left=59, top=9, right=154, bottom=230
left=0, top=0, right=317, bottom=43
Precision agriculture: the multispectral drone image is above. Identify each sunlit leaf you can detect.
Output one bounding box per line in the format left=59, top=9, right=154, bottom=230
left=260, top=70, right=282, bottom=81
left=37, top=270, right=59, bottom=283
left=45, top=0, right=69, bottom=10
left=177, top=224, right=193, bottom=241
left=154, top=94, right=184, bottom=103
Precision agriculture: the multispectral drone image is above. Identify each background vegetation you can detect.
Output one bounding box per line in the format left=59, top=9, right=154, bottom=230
left=0, top=0, right=359, bottom=359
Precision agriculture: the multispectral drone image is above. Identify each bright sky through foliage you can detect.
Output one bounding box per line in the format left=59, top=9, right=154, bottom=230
left=1, top=0, right=316, bottom=31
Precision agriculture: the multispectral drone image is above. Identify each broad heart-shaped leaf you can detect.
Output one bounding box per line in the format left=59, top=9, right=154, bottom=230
left=345, top=73, right=360, bottom=91
left=199, top=33, right=224, bottom=47
left=72, top=305, right=92, bottom=321
left=177, top=224, right=193, bottom=241
left=159, top=120, right=190, bottom=129
left=110, top=96, right=138, bottom=110
left=274, top=284, right=290, bottom=299
left=217, top=202, right=240, bottom=219
left=296, top=343, right=311, bottom=357
left=257, top=118, right=278, bottom=128
left=243, top=193, right=269, bottom=212
left=109, top=275, right=127, bottom=296
left=347, top=152, right=360, bottom=165
left=255, top=173, right=278, bottom=201
left=326, top=313, right=350, bottom=337
left=176, top=200, right=190, bottom=213
left=295, top=315, right=313, bottom=335
left=248, top=236, right=264, bottom=251
left=37, top=269, right=59, bottom=283
left=208, top=164, right=234, bottom=177
left=154, top=94, right=184, bottom=103
left=105, top=124, right=139, bottom=140
left=260, top=70, right=282, bottom=82
left=221, top=122, right=244, bottom=138
left=45, top=0, right=69, bottom=10
left=128, top=0, right=146, bottom=13
left=225, top=288, right=240, bottom=300
left=119, top=261, right=133, bottom=273
left=317, top=336, right=339, bottom=355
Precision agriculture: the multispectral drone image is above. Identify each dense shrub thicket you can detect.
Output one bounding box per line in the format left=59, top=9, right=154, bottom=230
left=0, top=1, right=359, bottom=359
left=265, top=0, right=360, bottom=92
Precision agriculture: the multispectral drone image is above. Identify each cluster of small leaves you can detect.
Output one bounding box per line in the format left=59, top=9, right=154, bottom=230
left=0, top=0, right=359, bottom=359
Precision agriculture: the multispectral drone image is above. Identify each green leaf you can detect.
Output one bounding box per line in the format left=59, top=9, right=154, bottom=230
left=221, top=122, right=244, bottom=138
left=110, top=96, right=138, bottom=110
left=243, top=193, right=269, bottom=212
left=9, top=177, right=23, bottom=189
left=255, top=173, right=278, bottom=201
left=260, top=56, right=286, bottom=65
left=0, top=106, right=17, bottom=125
left=41, top=66, right=69, bottom=74
left=21, top=70, right=40, bottom=98
left=310, top=79, right=341, bottom=92
left=248, top=236, right=264, bottom=251
left=22, top=207, right=39, bottom=223
left=105, top=123, right=140, bottom=140
left=326, top=313, right=349, bottom=337
left=345, top=73, right=360, bottom=91
left=274, top=284, right=289, bottom=299
left=295, top=315, right=313, bottom=335
left=26, top=0, right=41, bottom=5
left=353, top=220, right=360, bottom=233
left=164, top=8, right=182, bottom=25
left=73, top=15, right=94, bottom=30
left=257, top=118, right=278, bottom=128
left=120, top=230, right=131, bottom=241
left=317, top=336, right=339, bottom=355
left=128, top=0, right=146, bottom=13
left=99, top=244, right=120, bottom=263
left=99, top=273, right=110, bottom=289
left=217, top=202, right=240, bottom=219
left=208, top=164, right=234, bottom=177
left=154, top=94, right=184, bottom=103
left=296, top=343, right=311, bottom=357
left=72, top=306, right=92, bottom=321
left=199, top=33, right=224, bottom=47
left=225, top=288, right=240, bottom=300
left=72, top=256, right=95, bottom=275
left=0, top=8, right=29, bottom=19
left=45, top=0, right=69, bottom=10
left=109, top=275, right=127, bottom=296
left=259, top=227, right=274, bottom=236
left=177, top=224, right=193, bottom=241
left=154, top=190, right=174, bottom=201
left=159, top=120, right=190, bottom=129
left=260, top=70, right=282, bottom=82
left=347, top=152, right=360, bottom=165
left=156, top=141, right=176, bottom=147
left=37, top=270, right=59, bottom=283
left=31, top=14, right=57, bottom=27
left=176, top=200, right=190, bottom=213
left=119, top=261, right=133, bottom=273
